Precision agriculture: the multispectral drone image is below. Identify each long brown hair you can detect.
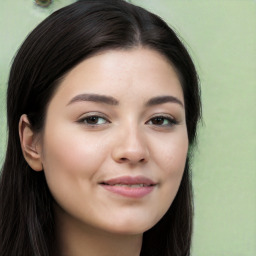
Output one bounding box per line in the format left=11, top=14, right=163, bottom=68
left=0, top=1, right=201, bottom=255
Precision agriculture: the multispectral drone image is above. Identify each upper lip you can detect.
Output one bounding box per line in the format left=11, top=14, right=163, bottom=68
left=100, top=175, right=156, bottom=186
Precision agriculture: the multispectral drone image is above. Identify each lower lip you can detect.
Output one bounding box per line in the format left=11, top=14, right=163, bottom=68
left=100, top=184, right=155, bottom=198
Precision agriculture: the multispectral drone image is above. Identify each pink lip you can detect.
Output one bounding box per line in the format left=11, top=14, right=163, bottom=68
left=99, top=175, right=156, bottom=198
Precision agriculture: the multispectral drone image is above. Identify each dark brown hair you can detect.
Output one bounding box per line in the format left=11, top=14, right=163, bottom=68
left=0, top=1, right=201, bottom=255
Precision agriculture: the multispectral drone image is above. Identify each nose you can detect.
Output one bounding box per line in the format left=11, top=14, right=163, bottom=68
left=111, top=126, right=149, bottom=165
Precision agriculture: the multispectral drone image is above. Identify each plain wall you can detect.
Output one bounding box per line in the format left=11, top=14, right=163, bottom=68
left=0, top=1, right=255, bottom=255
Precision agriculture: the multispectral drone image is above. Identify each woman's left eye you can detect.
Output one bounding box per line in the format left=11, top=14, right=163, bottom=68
left=78, top=115, right=109, bottom=125
left=146, top=116, right=177, bottom=127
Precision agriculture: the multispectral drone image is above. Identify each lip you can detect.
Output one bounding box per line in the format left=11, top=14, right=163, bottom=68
left=99, top=175, right=157, bottom=198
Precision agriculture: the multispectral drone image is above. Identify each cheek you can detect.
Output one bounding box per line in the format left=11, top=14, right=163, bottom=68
left=40, top=127, right=109, bottom=198
left=153, top=130, right=188, bottom=175
left=41, top=126, right=107, bottom=172
left=39, top=128, right=112, bottom=217
left=151, top=132, right=188, bottom=208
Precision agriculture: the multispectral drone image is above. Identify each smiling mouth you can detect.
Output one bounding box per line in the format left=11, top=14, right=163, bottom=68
left=99, top=176, right=156, bottom=198
left=100, top=183, right=154, bottom=188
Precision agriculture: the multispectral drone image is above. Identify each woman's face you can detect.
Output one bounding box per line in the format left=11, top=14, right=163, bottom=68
left=37, top=48, right=188, bottom=235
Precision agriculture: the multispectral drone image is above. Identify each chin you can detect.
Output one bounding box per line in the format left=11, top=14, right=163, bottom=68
left=104, top=218, right=159, bottom=236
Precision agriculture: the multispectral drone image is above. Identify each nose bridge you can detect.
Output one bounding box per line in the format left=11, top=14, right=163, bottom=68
left=124, top=122, right=145, bottom=150
left=112, top=120, right=149, bottom=164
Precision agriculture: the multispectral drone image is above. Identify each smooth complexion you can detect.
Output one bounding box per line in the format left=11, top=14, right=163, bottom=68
left=19, top=48, right=188, bottom=256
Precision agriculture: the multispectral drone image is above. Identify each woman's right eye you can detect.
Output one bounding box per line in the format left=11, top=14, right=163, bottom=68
left=77, top=115, right=110, bottom=126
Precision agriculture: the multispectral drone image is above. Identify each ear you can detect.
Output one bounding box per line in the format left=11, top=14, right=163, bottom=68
left=19, top=114, right=43, bottom=171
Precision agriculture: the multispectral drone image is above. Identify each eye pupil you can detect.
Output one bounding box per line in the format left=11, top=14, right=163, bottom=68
left=152, top=117, right=164, bottom=125
left=87, top=116, right=99, bottom=124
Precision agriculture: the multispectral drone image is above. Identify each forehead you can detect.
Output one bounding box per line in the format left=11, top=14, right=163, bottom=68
left=50, top=47, right=184, bottom=106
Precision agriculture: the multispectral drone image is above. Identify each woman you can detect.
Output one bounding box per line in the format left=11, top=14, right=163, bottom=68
left=0, top=0, right=201, bottom=255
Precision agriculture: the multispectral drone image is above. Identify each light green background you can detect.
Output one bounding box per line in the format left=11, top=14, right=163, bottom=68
left=0, top=1, right=255, bottom=255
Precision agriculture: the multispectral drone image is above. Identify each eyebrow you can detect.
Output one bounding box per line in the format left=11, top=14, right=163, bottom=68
left=67, top=93, right=119, bottom=106
left=146, top=95, right=184, bottom=108
left=67, top=93, right=183, bottom=108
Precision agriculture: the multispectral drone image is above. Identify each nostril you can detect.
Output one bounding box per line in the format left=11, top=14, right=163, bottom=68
left=118, top=157, right=146, bottom=164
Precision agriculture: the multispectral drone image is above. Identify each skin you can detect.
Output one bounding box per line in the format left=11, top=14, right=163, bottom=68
left=19, top=47, right=188, bottom=256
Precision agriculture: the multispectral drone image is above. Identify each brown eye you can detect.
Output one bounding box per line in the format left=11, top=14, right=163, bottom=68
left=151, top=117, right=165, bottom=125
left=146, top=116, right=177, bottom=127
left=86, top=116, right=100, bottom=125
left=77, top=115, right=109, bottom=126
left=35, top=0, right=52, bottom=7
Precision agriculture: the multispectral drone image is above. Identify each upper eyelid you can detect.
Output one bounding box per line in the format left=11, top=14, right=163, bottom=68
left=77, top=112, right=111, bottom=124
left=76, top=112, right=178, bottom=123
left=78, top=112, right=110, bottom=119
left=146, top=114, right=179, bottom=125
left=147, top=113, right=176, bottom=120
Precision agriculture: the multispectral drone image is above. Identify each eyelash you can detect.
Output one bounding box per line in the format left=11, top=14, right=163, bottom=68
left=77, top=114, right=178, bottom=128
left=77, top=114, right=110, bottom=126
left=146, top=115, right=178, bottom=127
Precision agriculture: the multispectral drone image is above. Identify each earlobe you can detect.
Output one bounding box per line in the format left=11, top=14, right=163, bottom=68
left=19, top=114, right=43, bottom=171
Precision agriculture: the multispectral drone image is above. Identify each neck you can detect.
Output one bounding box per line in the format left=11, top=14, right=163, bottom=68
left=54, top=205, right=142, bottom=256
